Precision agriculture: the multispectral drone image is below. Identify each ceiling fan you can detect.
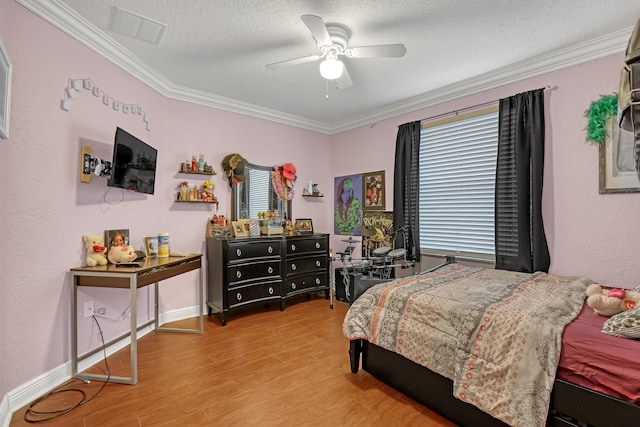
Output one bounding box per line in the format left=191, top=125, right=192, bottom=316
left=266, top=14, right=407, bottom=89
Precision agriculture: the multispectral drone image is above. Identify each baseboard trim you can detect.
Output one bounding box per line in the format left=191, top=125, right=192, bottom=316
left=1, top=305, right=199, bottom=427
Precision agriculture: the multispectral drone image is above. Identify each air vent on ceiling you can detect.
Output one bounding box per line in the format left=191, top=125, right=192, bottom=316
left=108, top=7, right=167, bottom=45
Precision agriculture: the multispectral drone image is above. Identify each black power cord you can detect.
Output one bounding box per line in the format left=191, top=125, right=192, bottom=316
left=23, top=315, right=111, bottom=423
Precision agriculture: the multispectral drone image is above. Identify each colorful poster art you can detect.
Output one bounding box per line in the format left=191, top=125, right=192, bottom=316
left=363, top=170, right=385, bottom=210
left=361, top=211, right=394, bottom=257
left=334, top=174, right=363, bottom=235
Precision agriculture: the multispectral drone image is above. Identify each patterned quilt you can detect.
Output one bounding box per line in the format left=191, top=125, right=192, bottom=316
left=342, top=264, right=591, bottom=427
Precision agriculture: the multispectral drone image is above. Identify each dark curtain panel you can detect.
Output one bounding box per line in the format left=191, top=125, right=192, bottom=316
left=393, top=121, right=421, bottom=262
left=494, top=88, right=550, bottom=273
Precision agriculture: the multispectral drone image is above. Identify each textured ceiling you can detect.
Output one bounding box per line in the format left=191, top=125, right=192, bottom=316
left=18, top=0, right=640, bottom=133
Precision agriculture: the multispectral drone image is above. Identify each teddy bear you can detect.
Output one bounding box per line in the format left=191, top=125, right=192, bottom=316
left=107, top=244, right=137, bottom=264
left=83, top=235, right=108, bottom=267
left=585, top=283, right=640, bottom=316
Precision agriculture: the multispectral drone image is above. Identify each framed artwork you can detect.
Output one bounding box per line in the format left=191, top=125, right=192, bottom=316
left=361, top=211, right=394, bottom=257
left=362, top=170, right=385, bottom=210
left=334, top=174, right=363, bottom=235
left=143, top=236, right=158, bottom=257
left=0, top=36, right=11, bottom=139
left=295, top=218, right=314, bottom=234
left=105, top=229, right=130, bottom=254
left=248, top=219, right=260, bottom=237
left=599, top=118, right=640, bottom=193
left=232, top=221, right=249, bottom=238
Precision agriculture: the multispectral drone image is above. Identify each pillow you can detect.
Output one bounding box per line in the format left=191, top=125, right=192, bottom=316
left=602, top=307, right=640, bottom=339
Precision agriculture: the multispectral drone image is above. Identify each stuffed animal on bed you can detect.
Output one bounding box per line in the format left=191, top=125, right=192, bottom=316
left=83, top=235, right=108, bottom=267
left=586, top=283, right=640, bottom=316
left=107, top=244, right=137, bottom=264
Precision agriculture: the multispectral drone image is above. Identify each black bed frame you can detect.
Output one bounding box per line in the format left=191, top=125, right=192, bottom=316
left=349, top=339, right=638, bottom=427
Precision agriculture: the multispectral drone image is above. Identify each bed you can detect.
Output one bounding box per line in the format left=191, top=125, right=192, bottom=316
left=342, top=263, right=640, bottom=427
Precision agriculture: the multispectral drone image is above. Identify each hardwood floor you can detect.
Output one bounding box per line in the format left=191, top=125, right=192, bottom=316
left=11, top=295, right=456, bottom=426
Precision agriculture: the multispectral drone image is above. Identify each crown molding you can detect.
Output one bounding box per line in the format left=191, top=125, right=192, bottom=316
left=16, top=0, right=333, bottom=133
left=16, top=0, right=633, bottom=135
left=329, top=26, right=632, bottom=133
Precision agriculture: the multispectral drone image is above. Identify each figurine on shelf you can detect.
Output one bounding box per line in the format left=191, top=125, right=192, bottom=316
left=202, top=180, right=215, bottom=202
left=178, top=181, right=189, bottom=201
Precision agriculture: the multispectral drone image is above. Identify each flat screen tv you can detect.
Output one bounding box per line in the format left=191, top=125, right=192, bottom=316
left=107, top=127, right=157, bottom=195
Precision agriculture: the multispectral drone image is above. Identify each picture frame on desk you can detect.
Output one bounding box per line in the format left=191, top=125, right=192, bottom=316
left=295, top=218, right=314, bottom=234
left=232, top=221, right=249, bottom=238
left=143, top=236, right=158, bottom=257
left=105, top=229, right=130, bottom=254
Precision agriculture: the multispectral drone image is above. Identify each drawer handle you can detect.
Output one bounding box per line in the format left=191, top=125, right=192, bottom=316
left=236, top=271, right=242, bottom=279
left=291, top=264, right=297, bottom=271
left=268, top=246, right=273, bottom=254
left=268, top=287, right=274, bottom=295
left=291, top=244, right=296, bottom=251
left=316, top=242, right=320, bottom=249
left=316, top=260, right=321, bottom=267
left=292, top=282, right=297, bottom=290
left=267, top=266, right=273, bottom=274
left=236, top=292, right=242, bottom=301
left=316, top=278, right=321, bottom=284
left=236, top=248, right=242, bottom=257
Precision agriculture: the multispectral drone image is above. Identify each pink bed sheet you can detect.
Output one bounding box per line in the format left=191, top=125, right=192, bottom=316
left=558, top=300, right=640, bottom=403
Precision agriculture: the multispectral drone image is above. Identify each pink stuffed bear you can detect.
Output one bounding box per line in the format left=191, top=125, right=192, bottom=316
left=585, top=283, right=640, bottom=316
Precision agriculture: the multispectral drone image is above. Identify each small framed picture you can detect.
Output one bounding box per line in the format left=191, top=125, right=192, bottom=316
left=0, top=36, right=11, bottom=139
left=144, top=236, right=158, bottom=257
left=362, top=170, right=385, bottom=210
left=295, top=218, right=314, bottom=234
left=105, top=229, right=130, bottom=254
left=232, top=221, right=249, bottom=238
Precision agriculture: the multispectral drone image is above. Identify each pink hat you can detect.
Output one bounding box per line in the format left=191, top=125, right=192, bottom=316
left=282, top=163, right=296, bottom=180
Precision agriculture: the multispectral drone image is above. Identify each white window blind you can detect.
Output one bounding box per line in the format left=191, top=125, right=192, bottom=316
left=419, top=108, right=498, bottom=256
left=248, top=168, right=270, bottom=218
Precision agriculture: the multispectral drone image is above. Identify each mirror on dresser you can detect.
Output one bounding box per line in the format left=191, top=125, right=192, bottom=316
left=231, top=162, right=292, bottom=221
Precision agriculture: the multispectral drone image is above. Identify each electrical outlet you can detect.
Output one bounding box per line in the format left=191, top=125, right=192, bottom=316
left=84, top=301, right=94, bottom=318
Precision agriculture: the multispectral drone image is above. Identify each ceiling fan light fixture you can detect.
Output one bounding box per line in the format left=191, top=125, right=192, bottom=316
left=319, top=54, right=344, bottom=80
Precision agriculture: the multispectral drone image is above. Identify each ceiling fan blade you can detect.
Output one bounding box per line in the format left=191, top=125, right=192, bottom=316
left=265, top=54, right=321, bottom=69
left=301, top=14, right=332, bottom=46
left=347, top=44, right=407, bottom=58
left=336, top=65, right=353, bottom=89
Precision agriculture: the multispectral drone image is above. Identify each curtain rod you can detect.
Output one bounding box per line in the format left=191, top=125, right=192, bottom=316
left=414, top=85, right=551, bottom=124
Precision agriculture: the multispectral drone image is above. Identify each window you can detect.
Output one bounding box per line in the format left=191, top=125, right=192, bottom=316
left=419, top=107, right=499, bottom=258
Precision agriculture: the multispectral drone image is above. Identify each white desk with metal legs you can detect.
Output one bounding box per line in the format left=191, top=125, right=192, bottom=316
left=70, top=254, right=203, bottom=385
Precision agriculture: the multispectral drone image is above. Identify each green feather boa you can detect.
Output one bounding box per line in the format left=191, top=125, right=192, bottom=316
left=584, top=94, right=618, bottom=145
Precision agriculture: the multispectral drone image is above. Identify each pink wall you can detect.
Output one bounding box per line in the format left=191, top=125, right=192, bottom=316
left=2, top=0, right=640, bottom=414
left=332, top=54, right=640, bottom=289
left=0, top=0, right=331, bottom=404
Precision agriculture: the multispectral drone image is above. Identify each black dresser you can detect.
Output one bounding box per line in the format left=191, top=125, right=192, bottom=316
left=206, top=234, right=329, bottom=325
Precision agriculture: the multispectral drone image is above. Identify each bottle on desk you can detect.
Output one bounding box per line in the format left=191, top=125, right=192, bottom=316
left=158, top=232, right=170, bottom=257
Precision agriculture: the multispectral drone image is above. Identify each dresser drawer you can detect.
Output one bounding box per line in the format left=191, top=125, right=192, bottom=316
left=286, top=255, right=327, bottom=276
left=228, top=281, right=281, bottom=309
left=286, top=237, right=327, bottom=255
left=284, top=273, right=328, bottom=295
left=227, top=259, right=281, bottom=286
left=228, top=240, right=281, bottom=261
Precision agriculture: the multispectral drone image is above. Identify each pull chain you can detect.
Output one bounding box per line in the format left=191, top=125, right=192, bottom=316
left=325, top=79, right=329, bottom=99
